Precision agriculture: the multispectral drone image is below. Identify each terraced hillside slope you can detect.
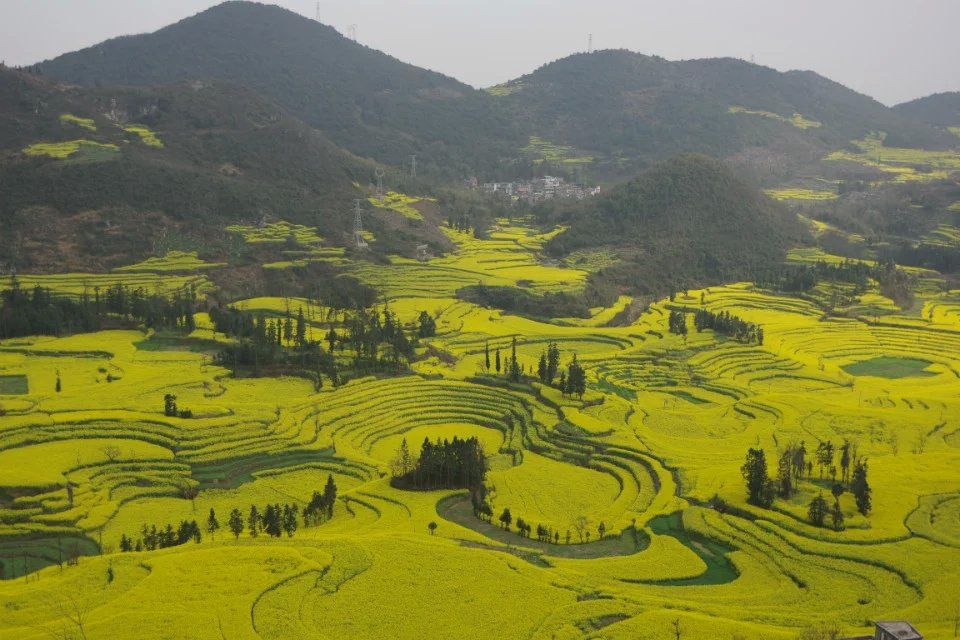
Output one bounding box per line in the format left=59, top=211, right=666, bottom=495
left=0, top=66, right=367, bottom=272
left=490, top=50, right=956, bottom=179
left=1, top=218, right=959, bottom=639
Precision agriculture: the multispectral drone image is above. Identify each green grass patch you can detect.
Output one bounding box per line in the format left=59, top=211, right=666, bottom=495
left=0, top=375, right=28, bottom=395
left=842, top=356, right=935, bottom=379
left=629, top=512, right=738, bottom=586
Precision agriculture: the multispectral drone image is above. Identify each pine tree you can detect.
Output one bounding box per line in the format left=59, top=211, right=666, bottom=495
left=296, top=307, right=307, bottom=347
left=546, top=342, right=560, bottom=385
left=499, top=507, right=512, bottom=530
left=831, top=498, right=845, bottom=531
left=484, top=341, right=490, bottom=371
left=282, top=504, right=298, bottom=537
left=808, top=493, right=829, bottom=527
left=851, top=460, right=871, bottom=515
left=206, top=508, right=220, bottom=540
left=495, top=348, right=501, bottom=373
left=741, top=448, right=774, bottom=507
left=777, top=449, right=794, bottom=498
left=248, top=505, right=260, bottom=537
left=537, top=352, right=548, bottom=382
left=508, top=337, right=521, bottom=382
left=228, top=508, right=244, bottom=539
left=283, top=311, right=293, bottom=346
left=323, top=474, right=338, bottom=518
left=164, top=394, right=178, bottom=417
left=839, top=440, right=852, bottom=484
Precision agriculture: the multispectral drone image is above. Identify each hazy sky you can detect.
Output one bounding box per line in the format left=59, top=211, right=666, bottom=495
left=2, top=0, right=958, bottom=105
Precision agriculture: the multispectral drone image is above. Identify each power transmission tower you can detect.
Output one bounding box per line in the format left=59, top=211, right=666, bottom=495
left=353, top=199, right=368, bottom=249
left=410, top=155, right=417, bottom=179
left=375, top=167, right=385, bottom=199
left=588, top=34, right=593, bottom=54
left=315, top=2, right=320, bottom=21
left=348, top=24, right=357, bottom=41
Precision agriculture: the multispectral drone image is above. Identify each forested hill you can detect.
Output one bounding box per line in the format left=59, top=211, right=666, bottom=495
left=490, top=50, right=955, bottom=179
left=894, top=92, right=960, bottom=128
left=34, top=1, right=522, bottom=177
left=0, top=67, right=365, bottom=272
left=545, top=154, right=810, bottom=294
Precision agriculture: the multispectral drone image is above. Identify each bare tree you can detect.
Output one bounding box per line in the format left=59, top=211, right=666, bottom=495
left=797, top=622, right=843, bottom=640
left=953, top=598, right=960, bottom=638
left=36, top=594, right=90, bottom=640
left=672, top=617, right=683, bottom=640
left=572, top=515, right=589, bottom=543
left=178, top=481, right=200, bottom=510
left=100, top=445, right=121, bottom=462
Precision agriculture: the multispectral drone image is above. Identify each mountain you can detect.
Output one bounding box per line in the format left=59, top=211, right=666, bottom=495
left=545, top=154, right=809, bottom=294
left=34, top=1, right=521, bottom=177
left=894, top=92, right=960, bottom=128
left=491, top=50, right=955, bottom=180
left=0, top=66, right=366, bottom=272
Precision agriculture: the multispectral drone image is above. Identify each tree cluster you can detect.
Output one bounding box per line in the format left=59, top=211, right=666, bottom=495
left=668, top=310, right=688, bottom=336
left=209, top=305, right=339, bottom=384
left=119, top=519, right=201, bottom=552
left=742, top=440, right=871, bottom=529
left=694, top=309, right=763, bottom=344
left=0, top=280, right=197, bottom=339
left=391, top=436, right=488, bottom=491
left=536, top=342, right=561, bottom=386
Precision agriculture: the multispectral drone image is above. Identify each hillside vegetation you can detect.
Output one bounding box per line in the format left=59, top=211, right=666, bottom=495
left=544, top=154, right=810, bottom=294
left=490, top=50, right=956, bottom=179
left=895, top=91, right=960, bottom=127
left=35, top=1, right=522, bottom=176
left=0, top=67, right=368, bottom=272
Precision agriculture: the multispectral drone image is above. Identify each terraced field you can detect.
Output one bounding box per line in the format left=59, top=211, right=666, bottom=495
left=1, top=221, right=959, bottom=639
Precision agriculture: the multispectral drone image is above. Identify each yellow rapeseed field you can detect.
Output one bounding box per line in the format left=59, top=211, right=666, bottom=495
left=2, top=219, right=959, bottom=639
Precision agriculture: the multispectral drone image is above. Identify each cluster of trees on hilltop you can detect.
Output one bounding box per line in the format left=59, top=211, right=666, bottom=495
left=668, top=310, right=689, bottom=337
left=341, top=306, right=415, bottom=371
left=483, top=339, right=586, bottom=398
left=693, top=309, right=763, bottom=344
left=210, top=305, right=339, bottom=385
left=757, top=260, right=874, bottom=293
left=741, top=442, right=871, bottom=531
left=0, top=280, right=198, bottom=339
left=119, top=519, right=201, bottom=552
left=458, top=284, right=594, bottom=320
left=390, top=436, right=488, bottom=491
